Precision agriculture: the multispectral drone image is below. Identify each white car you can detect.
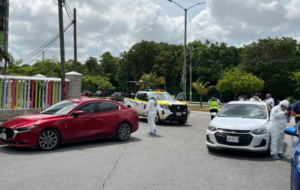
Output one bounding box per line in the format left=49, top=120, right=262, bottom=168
left=206, top=101, right=271, bottom=153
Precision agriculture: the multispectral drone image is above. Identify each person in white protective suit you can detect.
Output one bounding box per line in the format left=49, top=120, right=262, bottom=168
left=268, top=100, right=291, bottom=160
left=142, top=92, right=158, bottom=136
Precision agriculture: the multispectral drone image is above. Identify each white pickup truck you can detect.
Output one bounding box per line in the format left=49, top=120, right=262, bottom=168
left=124, top=89, right=190, bottom=124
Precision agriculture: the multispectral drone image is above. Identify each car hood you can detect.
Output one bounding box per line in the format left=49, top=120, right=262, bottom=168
left=210, top=117, right=269, bottom=130
left=157, top=100, right=186, bottom=106
left=0, top=114, right=63, bottom=129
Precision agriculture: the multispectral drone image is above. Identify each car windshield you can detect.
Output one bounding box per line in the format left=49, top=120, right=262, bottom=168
left=41, top=101, right=79, bottom=115
left=153, top=93, right=175, bottom=101
left=218, top=104, right=267, bottom=119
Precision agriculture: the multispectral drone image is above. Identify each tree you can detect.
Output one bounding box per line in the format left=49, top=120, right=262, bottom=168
left=91, top=76, right=115, bottom=91
left=216, top=70, right=264, bottom=100
left=99, top=52, right=118, bottom=86
left=85, top=57, right=99, bottom=76
left=139, top=72, right=165, bottom=89
left=192, top=80, right=215, bottom=107
left=0, top=48, right=14, bottom=66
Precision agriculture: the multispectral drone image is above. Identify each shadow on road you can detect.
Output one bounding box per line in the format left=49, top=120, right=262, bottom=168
left=0, top=137, right=141, bottom=155
left=139, top=118, right=192, bottom=127
left=208, top=142, right=291, bottom=163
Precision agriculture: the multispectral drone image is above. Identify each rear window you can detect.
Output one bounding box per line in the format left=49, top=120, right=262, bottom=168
left=219, top=104, right=267, bottom=119
left=95, top=102, right=120, bottom=113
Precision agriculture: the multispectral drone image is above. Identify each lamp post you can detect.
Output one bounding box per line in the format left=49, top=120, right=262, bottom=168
left=167, top=0, right=205, bottom=102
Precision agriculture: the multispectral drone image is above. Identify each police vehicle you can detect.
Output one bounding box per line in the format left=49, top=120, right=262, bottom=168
left=123, top=81, right=190, bottom=124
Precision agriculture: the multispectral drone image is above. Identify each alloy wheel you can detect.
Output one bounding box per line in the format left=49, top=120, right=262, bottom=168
left=39, top=130, right=59, bottom=150
left=118, top=123, right=131, bottom=141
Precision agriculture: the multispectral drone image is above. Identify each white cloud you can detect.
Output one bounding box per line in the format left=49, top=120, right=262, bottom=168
left=284, top=0, right=300, bottom=18
left=7, top=0, right=300, bottom=66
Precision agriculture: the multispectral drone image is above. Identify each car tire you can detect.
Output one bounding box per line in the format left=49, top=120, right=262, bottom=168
left=38, top=128, right=60, bottom=151
left=178, top=120, right=187, bottom=124
left=116, top=122, right=131, bottom=141
left=154, top=113, right=162, bottom=125
left=207, top=145, right=216, bottom=152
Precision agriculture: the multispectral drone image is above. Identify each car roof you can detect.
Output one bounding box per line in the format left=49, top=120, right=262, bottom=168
left=227, top=101, right=267, bottom=106
left=138, top=91, right=167, bottom=94
left=68, top=99, right=117, bottom=103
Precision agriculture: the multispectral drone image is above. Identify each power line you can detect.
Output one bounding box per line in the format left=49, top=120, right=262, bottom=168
left=64, top=0, right=73, bottom=21
left=22, top=21, right=73, bottom=64
left=52, top=0, right=58, bottom=5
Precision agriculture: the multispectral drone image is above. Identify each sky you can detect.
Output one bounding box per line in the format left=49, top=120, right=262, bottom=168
left=7, top=0, right=300, bottom=65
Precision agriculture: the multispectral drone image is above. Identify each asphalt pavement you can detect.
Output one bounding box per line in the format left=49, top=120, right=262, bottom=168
left=0, top=111, right=293, bottom=190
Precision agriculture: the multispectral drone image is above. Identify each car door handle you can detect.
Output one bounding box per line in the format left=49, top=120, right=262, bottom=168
left=91, top=118, right=96, bottom=120
left=115, top=115, right=119, bottom=118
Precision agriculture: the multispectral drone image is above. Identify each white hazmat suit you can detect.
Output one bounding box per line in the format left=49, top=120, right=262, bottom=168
left=268, top=100, right=289, bottom=156
left=144, top=92, right=158, bottom=134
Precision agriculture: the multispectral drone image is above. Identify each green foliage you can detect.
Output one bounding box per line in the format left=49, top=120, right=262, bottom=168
left=192, top=80, right=215, bottom=107
left=0, top=48, right=14, bottom=65
left=82, top=75, right=115, bottom=91
left=216, top=70, right=264, bottom=99
left=139, top=72, right=165, bottom=89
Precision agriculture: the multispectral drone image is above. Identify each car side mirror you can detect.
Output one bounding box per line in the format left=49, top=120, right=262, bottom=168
left=178, top=98, right=183, bottom=101
left=74, top=110, right=84, bottom=117
left=284, top=127, right=299, bottom=137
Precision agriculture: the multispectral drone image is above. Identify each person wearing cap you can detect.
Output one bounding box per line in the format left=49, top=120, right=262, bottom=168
left=268, top=100, right=291, bottom=160
left=142, top=92, right=158, bottom=136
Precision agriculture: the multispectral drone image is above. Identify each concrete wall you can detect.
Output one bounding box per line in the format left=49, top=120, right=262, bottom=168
left=0, top=108, right=44, bottom=121
left=66, top=71, right=83, bottom=99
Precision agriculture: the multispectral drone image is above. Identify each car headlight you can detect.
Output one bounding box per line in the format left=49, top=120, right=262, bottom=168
left=208, top=125, right=217, bottom=132
left=252, top=128, right=267, bottom=135
left=160, top=104, right=169, bottom=109
left=15, top=126, right=39, bottom=132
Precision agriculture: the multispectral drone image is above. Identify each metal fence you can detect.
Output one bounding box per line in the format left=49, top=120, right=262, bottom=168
left=0, top=75, right=70, bottom=109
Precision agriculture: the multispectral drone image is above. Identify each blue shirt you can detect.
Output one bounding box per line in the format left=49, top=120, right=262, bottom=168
left=292, top=100, right=300, bottom=123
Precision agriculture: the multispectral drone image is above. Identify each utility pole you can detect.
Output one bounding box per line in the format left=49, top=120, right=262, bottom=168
left=164, top=69, right=166, bottom=91
left=58, top=0, right=65, bottom=100
left=183, top=9, right=187, bottom=101
left=73, top=8, right=77, bottom=71
left=190, top=48, right=192, bottom=104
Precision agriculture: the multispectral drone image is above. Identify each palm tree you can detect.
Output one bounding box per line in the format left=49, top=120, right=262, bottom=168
left=139, top=72, right=165, bottom=89
left=192, top=80, right=215, bottom=107
left=0, top=48, right=14, bottom=66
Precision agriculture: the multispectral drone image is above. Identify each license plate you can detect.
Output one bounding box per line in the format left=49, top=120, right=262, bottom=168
left=1, top=133, right=6, bottom=140
left=176, top=112, right=182, bottom=116
left=182, top=112, right=186, bottom=115
left=226, top=136, right=239, bottom=143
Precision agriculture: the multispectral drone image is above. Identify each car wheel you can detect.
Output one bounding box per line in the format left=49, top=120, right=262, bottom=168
left=116, top=122, right=131, bottom=141
left=178, top=120, right=187, bottom=124
left=154, top=113, right=162, bottom=125
left=38, top=129, right=60, bottom=151
left=207, top=145, right=216, bottom=152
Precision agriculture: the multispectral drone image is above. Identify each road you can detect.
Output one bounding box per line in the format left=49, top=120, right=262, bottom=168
left=0, top=111, right=293, bottom=190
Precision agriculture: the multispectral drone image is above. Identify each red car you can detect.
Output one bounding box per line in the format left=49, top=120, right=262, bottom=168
left=0, top=99, right=139, bottom=150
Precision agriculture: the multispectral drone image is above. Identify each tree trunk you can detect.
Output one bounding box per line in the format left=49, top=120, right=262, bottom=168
left=200, top=95, right=203, bottom=107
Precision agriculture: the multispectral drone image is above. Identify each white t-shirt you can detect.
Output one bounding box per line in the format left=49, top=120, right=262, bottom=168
left=250, top=97, right=262, bottom=102
left=266, top=98, right=275, bottom=107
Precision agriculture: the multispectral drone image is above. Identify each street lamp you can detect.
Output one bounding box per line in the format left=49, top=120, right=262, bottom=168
left=167, top=0, right=206, bottom=102
left=153, top=65, right=166, bottom=91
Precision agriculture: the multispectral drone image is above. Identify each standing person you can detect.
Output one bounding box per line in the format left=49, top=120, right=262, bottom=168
left=250, top=93, right=262, bottom=102
left=291, top=100, right=300, bottom=124
left=143, top=92, right=158, bottom=136
left=208, top=96, right=220, bottom=120
left=269, top=100, right=290, bottom=160
left=265, top=94, right=275, bottom=108
left=239, top=95, right=248, bottom=101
